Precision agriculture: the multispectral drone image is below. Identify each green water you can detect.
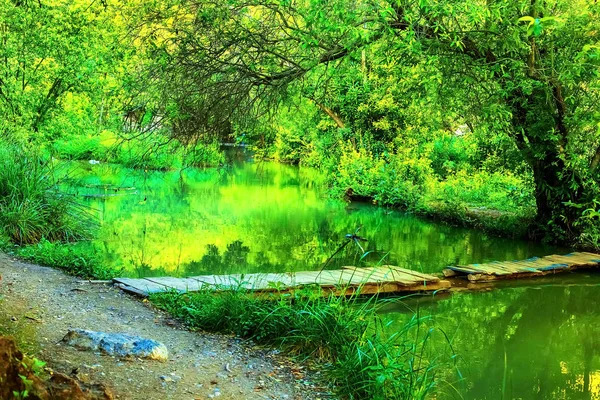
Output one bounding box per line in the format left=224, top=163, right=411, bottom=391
left=67, top=158, right=600, bottom=399
left=382, top=273, right=600, bottom=400
left=68, top=159, right=559, bottom=278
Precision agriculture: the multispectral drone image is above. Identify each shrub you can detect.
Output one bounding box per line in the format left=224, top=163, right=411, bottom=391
left=51, top=129, right=224, bottom=170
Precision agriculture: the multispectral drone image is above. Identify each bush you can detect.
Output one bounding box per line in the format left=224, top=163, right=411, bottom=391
left=51, top=129, right=225, bottom=170
left=0, top=144, right=94, bottom=244
left=332, top=143, right=431, bottom=208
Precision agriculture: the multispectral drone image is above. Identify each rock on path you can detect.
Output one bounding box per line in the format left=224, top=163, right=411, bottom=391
left=63, top=329, right=169, bottom=362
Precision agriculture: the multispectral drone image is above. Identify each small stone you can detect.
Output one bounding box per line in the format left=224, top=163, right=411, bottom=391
left=62, top=329, right=168, bottom=361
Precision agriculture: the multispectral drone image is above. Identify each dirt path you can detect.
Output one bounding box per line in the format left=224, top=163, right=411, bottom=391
left=0, top=254, right=327, bottom=399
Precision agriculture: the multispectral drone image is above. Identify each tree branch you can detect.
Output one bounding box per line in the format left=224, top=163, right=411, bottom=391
left=591, top=145, right=600, bottom=171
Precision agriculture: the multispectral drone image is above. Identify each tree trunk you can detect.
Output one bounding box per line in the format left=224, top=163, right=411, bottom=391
left=526, top=142, right=589, bottom=241
left=508, top=87, right=586, bottom=239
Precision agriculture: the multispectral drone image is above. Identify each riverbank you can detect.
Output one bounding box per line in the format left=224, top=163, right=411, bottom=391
left=0, top=253, right=325, bottom=399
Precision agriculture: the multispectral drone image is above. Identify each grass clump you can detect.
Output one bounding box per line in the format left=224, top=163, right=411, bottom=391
left=2, top=239, right=121, bottom=280
left=151, top=288, right=440, bottom=399
left=0, top=144, right=94, bottom=244
left=0, top=143, right=117, bottom=279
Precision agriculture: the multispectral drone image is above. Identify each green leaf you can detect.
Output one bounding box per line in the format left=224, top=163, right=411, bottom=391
left=532, top=20, right=543, bottom=36
left=518, top=16, right=535, bottom=23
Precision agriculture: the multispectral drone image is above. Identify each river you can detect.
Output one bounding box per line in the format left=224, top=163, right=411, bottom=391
left=69, top=158, right=558, bottom=278
left=65, top=157, right=600, bottom=399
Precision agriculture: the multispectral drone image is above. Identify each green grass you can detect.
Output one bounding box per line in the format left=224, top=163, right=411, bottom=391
left=2, top=239, right=122, bottom=280
left=151, top=288, right=443, bottom=399
left=0, top=144, right=94, bottom=244
left=0, top=142, right=124, bottom=280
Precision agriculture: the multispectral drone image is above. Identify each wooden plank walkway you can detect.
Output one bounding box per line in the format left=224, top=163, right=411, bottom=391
left=113, top=265, right=450, bottom=297
left=443, top=252, right=600, bottom=282
left=113, top=252, right=600, bottom=296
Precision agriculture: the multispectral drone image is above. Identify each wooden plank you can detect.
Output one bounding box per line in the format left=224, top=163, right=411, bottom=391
left=189, top=274, right=245, bottom=286
left=359, top=267, right=404, bottom=282
left=247, top=273, right=294, bottom=289
left=187, top=275, right=225, bottom=285
left=383, top=266, right=441, bottom=282
left=462, top=264, right=513, bottom=275
left=343, top=266, right=419, bottom=285
left=337, top=269, right=376, bottom=285
left=145, top=277, right=205, bottom=292
left=492, top=261, right=531, bottom=272
left=484, top=262, right=522, bottom=274
left=114, top=252, right=600, bottom=297
left=190, top=272, right=311, bottom=291
left=552, top=252, right=597, bottom=261
left=481, top=264, right=520, bottom=275
left=520, top=258, right=568, bottom=270
left=377, top=267, right=437, bottom=285
left=290, top=271, right=324, bottom=285
left=383, top=268, right=435, bottom=284
left=500, top=261, right=539, bottom=272
left=543, top=254, right=599, bottom=265
left=312, top=271, right=345, bottom=286
left=339, top=267, right=375, bottom=282
left=341, top=267, right=396, bottom=282
left=332, top=279, right=451, bottom=296
left=115, top=283, right=148, bottom=297
left=497, top=261, right=542, bottom=273
left=112, top=278, right=169, bottom=295
left=578, top=252, right=600, bottom=260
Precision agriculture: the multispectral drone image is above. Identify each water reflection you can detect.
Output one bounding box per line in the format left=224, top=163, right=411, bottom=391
left=382, top=273, right=600, bottom=400
left=67, top=160, right=562, bottom=277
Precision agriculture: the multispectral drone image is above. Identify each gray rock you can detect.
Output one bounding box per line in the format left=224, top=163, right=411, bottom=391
left=62, top=329, right=168, bottom=361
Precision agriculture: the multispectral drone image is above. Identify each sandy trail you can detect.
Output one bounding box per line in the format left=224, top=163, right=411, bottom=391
left=0, top=254, right=325, bottom=399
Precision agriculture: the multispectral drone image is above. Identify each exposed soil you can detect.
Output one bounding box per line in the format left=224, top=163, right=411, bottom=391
left=0, top=254, right=328, bottom=400
left=0, top=336, right=112, bottom=399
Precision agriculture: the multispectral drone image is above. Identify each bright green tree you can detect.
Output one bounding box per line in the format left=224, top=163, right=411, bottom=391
left=0, top=0, right=127, bottom=141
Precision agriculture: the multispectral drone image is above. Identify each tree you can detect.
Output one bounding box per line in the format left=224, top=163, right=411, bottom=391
left=0, top=0, right=119, bottom=140
left=136, top=0, right=600, bottom=240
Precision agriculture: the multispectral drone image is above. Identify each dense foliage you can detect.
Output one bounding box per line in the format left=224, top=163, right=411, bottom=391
left=132, top=0, right=600, bottom=245
left=0, top=0, right=597, bottom=246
